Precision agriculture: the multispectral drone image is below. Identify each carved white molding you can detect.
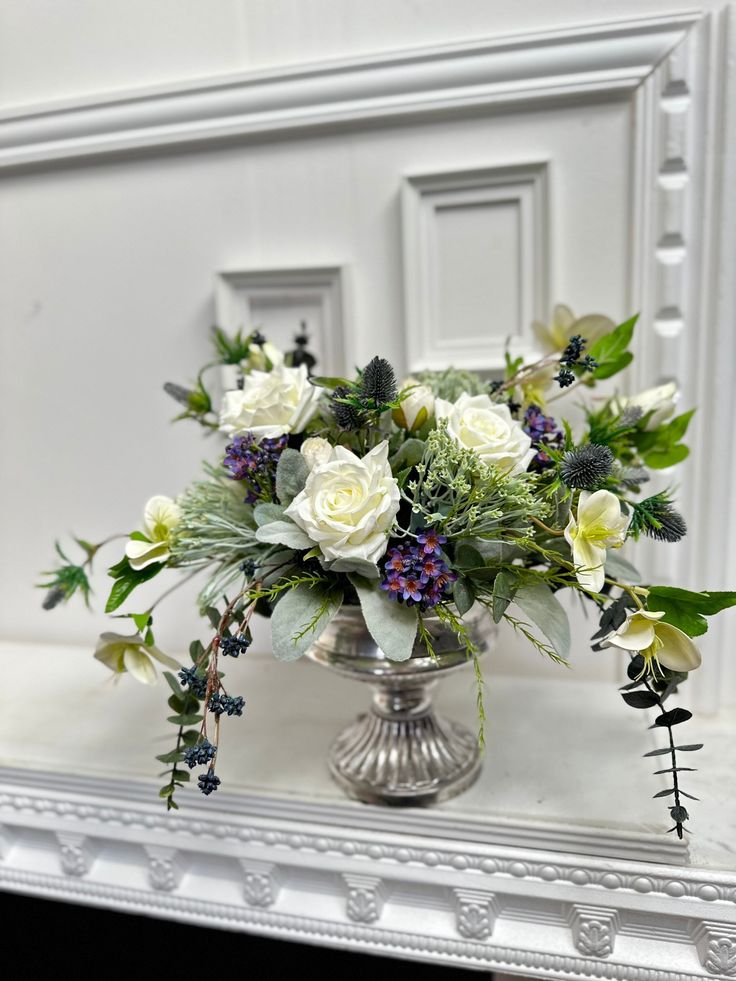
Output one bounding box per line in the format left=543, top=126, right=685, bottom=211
left=0, top=767, right=733, bottom=978
left=240, top=860, right=282, bottom=908
left=402, top=163, right=548, bottom=371
left=0, top=15, right=697, bottom=172
left=692, top=921, right=736, bottom=976
left=343, top=874, right=386, bottom=924
left=145, top=846, right=185, bottom=892
left=628, top=5, right=736, bottom=712
left=453, top=888, right=500, bottom=940
left=55, top=833, right=96, bottom=878
left=569, top=904, right=620, bottom=958
left=215, top=267, right=346, bottom=377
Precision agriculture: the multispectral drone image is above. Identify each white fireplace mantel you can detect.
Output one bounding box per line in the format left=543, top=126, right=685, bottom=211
left=0, top=640, right=734, bottom=980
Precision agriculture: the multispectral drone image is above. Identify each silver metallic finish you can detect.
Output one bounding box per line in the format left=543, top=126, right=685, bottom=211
left=306, top=606, right=492, bottom=806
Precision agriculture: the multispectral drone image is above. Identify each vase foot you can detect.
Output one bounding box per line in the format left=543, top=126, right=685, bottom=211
left=326, top=707, right=482, bottom=807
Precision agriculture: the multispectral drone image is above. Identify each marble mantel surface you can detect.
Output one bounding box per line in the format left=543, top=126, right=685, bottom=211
left=0, top=640, right=734, bottom=979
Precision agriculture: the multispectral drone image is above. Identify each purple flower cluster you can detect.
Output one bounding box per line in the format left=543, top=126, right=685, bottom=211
left=522, top=404, right=563, bottom=472
left=223, top=433, right=288, bottom=504
left=380, top=529, right=458, bottom=610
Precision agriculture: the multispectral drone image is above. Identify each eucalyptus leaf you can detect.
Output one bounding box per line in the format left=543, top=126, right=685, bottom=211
left=389, top=438, right=425, bottom=471
left=255, top=520, right=313, bottom=551
left=275, top=448, right=309, bottom=506
left=492, top=569, right=518, bottom=623
left=253, top=502, right=286, bottom=527
left=270, top=583, right=343, bottom=661
left=350, top=575, right=418, bottom=661
left=512, top=583, right=571, bottom=658
left=453, top=577, right=475, bottom=616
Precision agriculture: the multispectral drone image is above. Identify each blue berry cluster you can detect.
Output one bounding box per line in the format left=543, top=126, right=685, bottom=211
left=178, top=665, right=207, bottom=698
left=554, top=334, right=598, bottom=388
left=522, top=404, right=564, bottom=471
left=380, top=529, right=458, bottom=610
left=197, top=770, right=221, bottom=796
left=183, top=738, right=217, bottom=769
left=209, top=693, right=245, bottom=717
left=223, top=433, right=288, bottom=504
left=220, top=633, right=250, bottom=658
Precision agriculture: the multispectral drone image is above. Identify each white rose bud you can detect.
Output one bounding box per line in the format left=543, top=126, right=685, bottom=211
left=300, top=436, right=333, bottom=470
left=285, top=441, right=400, bottom=565
left=619, top=381, right=678, bottom=431
left=219, top=363, right=321, bottom=439
left=243, top=341, right=284, bottom=373
left=434, top=394, right=535, bottom=476
left=393, top=378, right=435, bottom=431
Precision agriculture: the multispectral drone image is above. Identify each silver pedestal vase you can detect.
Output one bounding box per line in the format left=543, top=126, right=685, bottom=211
left=305, top=605, right=491, bottom=806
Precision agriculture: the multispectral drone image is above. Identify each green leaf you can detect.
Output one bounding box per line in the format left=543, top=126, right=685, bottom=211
left=590, top=351, right=634, bottom=381
left=646, top=586, right=736, bottom=637
left=350, top=575, right=418, bottom=662
left=309, top=375, right=351, bottom=389
left=159, top=785, right=174, bottom=798
left=491, top=569, right=518, bottom=624
left=171, top=770, right=190, bottom=783
left=622, top=690, right=660, bottom=709
left=643, top=743, right=703, bottom=757
left=275, top=448, right=309, bottom=506
left=454, top=543, right=487, bottom=570
left=389, top=438, right=425, bottom=472
left=512, top=582, right=571, bottom=659
left=181, top=730, right=201, bottom=746
left=189, top=640, right=205, bottom=664
left=644, top=443, right=689, bottom=469
left=654, top=707, right=692, bottom=727
left=129, top=531, right=152, bottom=543
left=255, top=520, right=313, bottom=551
left=587, top=314, right=637, bottom=365
left=155, top=749, right=185, bottom=764
left=163, top=671, right=183, bottom=697
left=453, top=577, right=475, bottom=616
left=270, top=583, right=343, bottom=661
left=253, top=503, right=286, bottom=527
left=167, top=714, right=203, bottom=726
left=104, top=561, right=164, bottom=613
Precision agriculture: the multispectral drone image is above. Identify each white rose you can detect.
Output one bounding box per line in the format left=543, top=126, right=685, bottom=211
left=616, top=381, right=678, bottom=431
left=393, top=378, right=435, bottom=431
left=284, top=441, right=400, bottom=564
left=219, top=362, right=321, bottom=439
left=435, top=394, right=535, bottom=475
left=300, top=436, right=333, bottom=470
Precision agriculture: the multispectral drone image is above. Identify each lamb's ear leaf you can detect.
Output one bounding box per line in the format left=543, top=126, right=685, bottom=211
left=511, top=582, right=571, bottom=659
left=275, top=448, right=309, bottom=506
left=255, top=520, right=313, bottom=551
left=349, top=575, right=417, bottom=661
left=253, top=503, right=285, bottom=526
left=270, top=584, right=343, bottom=662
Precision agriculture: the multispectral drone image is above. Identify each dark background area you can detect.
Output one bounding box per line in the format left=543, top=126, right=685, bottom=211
left=0, top=891, right=502, bottom=977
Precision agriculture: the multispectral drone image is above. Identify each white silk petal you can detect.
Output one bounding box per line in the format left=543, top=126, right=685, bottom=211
left=655, top=622, right=703, bottom=672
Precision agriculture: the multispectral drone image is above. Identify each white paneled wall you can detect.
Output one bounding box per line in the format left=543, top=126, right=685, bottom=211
left=0, top=2, right=734, bottom=710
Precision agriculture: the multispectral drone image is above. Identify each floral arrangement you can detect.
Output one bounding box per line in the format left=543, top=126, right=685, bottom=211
left=41, top=310, right=736, bottom=835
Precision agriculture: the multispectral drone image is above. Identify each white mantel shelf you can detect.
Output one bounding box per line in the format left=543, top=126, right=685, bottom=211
left=0, top=641, right=734, bottom=979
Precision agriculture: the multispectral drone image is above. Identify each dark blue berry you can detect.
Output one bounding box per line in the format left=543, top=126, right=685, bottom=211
left=183, top=738, right=217, bottom=769
left=220, top=633, right=251, bottom=658
left=197, top=770, right=221, bottom=795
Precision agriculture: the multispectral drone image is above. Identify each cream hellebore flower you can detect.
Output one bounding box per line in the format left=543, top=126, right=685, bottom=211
left=532, top=303, right=615, bottom=355
left=94, top=631, right=180, bottom=685
left=615, top=381, right=678, bottom=431
left=285, top=440, right=400, bottom=564
left=602, top=609, right=701, bottom=674
left=124, top=495, right=181, bottom=571
left=219, top=362, right=321, bottom=439
left=300, top=436, right=333, bottom=471
left=393, top=378, right=434, bottom=431
left=564, top=489, right=631, bottom=592
left=435, top=394, right=535, bottom=476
